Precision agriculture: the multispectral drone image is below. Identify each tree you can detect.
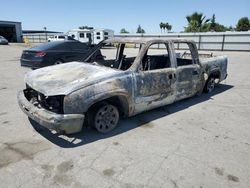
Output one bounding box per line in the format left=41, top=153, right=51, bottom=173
left=236, top=17, right=250, bottom=31
left=208, top=14, right=229, bottom=32
left=166, top=22, right=172, bottom=32
left=213, top=24, right=229, bottom=32
left=210, top=14, right=216, bottom=31
left=185, top=12, right=210, bottom=32
left=159, top=22, right=164, bottom=33
left=120, top=28, right=129, bottom=34
left=161, top=23, right=165, bottom=33
left=136, top=25, right=145, bottom=34
left=160, top=22, right=172, bottom=33
left=202, top=14, right=229, bottom=32
left=162, top=23, right=166, bottom=33
left=228, top=26, right=234, bottom=31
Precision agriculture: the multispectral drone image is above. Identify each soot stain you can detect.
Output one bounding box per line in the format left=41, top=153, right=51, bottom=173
left=53, top=174, right=74, bottom=186
left=113, top=141, right=119, bottom=146
left=41, top=164, right=54, bottom=179
left=56, top=160, right=74, bottom=172
left=0, top=112, right=7, bottom=116
left=0, top=140, right=51, bottom=169
left=214, top=167, right=224, bottom=176
left=53, top=160, right=74, bottom=186
left=103, top=168, right=115, bottom=177
left=227, top=174, right=239, bottom=182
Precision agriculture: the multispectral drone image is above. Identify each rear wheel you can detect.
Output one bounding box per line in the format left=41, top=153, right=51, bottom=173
left=204, top=77, right=215, bottom=93
left=54, top=59, right=63, bottom=65
left=88, top=102, right=120, bottom=133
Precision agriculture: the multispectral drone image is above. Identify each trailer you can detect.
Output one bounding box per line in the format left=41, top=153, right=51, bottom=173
left=67, top=28, right=114, bottom=44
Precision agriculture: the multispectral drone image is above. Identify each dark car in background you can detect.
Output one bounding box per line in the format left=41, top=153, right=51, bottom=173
left=0, top=36, right=8, bottom=45
left=20, top=40, right=93, bottom=69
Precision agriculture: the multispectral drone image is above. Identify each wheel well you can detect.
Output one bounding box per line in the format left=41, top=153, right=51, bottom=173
left=87, top=96, right=129, bottom=117
left=203, top=71, right=220, bottom=93
left=209, top=71, right=220, bottom=79
left=54, top=58, right=64, bottom=63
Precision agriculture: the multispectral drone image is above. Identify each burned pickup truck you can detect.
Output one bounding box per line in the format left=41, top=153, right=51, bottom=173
left=18, top=37, right=228, bottom=134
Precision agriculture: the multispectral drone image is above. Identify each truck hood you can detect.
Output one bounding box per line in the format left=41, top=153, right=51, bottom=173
left=25, top=62, right=120, bottom=96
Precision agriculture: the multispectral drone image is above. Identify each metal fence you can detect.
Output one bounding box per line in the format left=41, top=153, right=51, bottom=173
left=115, top=31, right=250, bottom=51
left=23, top=31, right=250, bottom=51
left=22, top=33, right=62, bottom=43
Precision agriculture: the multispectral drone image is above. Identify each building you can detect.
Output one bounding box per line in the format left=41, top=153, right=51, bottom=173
left=0, top=20, right=22, bottom=42
left=22, top=30, right=62, bottom=43
left=22, top=30, right=61, bottom=34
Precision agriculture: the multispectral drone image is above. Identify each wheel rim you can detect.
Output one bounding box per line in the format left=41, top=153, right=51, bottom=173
left=207, top=78, right=215, bottom=93
left=54, top=60, right=62, bottom=65
left=94, top=104, right=119, bottom=133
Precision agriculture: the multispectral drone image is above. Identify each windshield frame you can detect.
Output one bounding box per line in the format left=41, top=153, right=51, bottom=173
left=82, top=41, right=144, bottom=72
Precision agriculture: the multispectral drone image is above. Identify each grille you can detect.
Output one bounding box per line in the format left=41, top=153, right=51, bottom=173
left=24, top=87, right=64, bottom=114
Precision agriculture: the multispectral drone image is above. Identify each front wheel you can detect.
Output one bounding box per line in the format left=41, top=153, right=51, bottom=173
left=204, top=77, right=215, bottom=93
left=89, top=102, right=120, bottom=133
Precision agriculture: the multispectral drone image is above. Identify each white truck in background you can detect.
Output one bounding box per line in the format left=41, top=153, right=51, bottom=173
left=47, top=35, right=74, bottom=42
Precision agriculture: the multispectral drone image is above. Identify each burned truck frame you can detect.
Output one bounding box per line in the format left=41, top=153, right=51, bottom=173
left=18, top=37, right=228, bottom=134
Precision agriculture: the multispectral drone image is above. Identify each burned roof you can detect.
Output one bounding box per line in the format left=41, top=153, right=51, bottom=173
left=105, top=37, right=195, bottom=44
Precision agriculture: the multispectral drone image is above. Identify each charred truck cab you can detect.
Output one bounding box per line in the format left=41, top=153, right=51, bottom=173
left=18, top=37, right=228, bottom=134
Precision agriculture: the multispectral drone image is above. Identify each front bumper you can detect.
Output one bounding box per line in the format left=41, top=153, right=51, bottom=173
left=0, top=42, right=8, bottom=45
left=17, top=90, right=85, bottom=134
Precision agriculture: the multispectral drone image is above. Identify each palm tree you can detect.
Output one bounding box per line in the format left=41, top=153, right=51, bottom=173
left=165, top=22, right=172, bottom=32
left=161, top=23, right=165, bottom=33
left=159, top=22, right=164, bottom=33
left=185, top=12, right=210, bottom=32
left=160, top=22, right=172, bottom=33
left=165, top=23, right=169, bottom=33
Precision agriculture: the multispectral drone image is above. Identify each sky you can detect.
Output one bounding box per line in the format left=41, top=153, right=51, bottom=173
left=1, top=0, right=249, bottom=34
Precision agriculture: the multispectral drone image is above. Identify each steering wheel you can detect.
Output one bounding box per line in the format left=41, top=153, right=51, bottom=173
left=181, top=51, right=187, bottom=58
left=143, top=56, right=151, bottom=71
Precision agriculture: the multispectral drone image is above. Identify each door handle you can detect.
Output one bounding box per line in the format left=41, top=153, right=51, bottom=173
left=168, top=74, right=176, bottom=79
left=168, top=73, right=176, bottom=79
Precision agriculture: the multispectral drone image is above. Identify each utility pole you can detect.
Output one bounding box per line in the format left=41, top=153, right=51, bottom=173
left=43, top=27, right=47, bottom=42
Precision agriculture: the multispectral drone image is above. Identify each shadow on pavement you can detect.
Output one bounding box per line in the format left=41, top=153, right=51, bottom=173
left=30, top=84, right=233, bottom=148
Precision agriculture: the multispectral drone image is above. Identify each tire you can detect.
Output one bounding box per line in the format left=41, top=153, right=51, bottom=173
left=204, top=76, right=215, bottom=93
left=54, top=59, right=63, bottom=65
left=88, top=102, right=120, bottom=133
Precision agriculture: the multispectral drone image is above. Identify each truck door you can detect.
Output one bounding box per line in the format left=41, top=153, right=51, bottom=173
left=133, top=42, right=177, bottom=114
left=173, top=42, right=202, bottom=101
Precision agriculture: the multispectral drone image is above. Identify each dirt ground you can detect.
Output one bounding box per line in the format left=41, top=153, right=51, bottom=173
left=0, top=43, right=250, bottom=188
